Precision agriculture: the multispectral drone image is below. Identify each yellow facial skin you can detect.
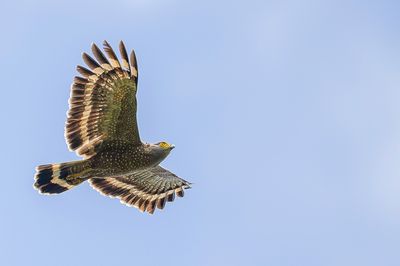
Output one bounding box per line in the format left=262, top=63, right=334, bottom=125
left=159, top=141, right=173, bottom=149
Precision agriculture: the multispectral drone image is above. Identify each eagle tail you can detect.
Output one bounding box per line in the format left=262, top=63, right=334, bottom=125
left=34, top=160, right=90, bottom=194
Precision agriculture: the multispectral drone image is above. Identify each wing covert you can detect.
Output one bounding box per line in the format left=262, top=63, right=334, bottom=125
left=89, top=166, right=191, bottom=214
left=65, top=41, right=140, bottom=158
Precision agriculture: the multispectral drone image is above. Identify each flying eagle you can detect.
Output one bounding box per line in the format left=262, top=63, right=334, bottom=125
left=34, top=41, right=191, bottom=214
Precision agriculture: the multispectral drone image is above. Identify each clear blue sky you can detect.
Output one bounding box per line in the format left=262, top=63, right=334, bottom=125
left=1, top=0, right=400, bottom=265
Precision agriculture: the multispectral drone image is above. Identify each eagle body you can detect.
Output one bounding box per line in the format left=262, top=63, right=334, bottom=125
left=34, top=41, right=190, bottom=214
left=88, top=141, right=171, bottom=177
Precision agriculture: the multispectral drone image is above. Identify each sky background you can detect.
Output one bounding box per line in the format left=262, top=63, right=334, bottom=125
left=1, top=0, right=400, bottom=265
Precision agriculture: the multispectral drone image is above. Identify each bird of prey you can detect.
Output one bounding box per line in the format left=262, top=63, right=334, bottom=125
left=34, top=41, right=191, bottom=214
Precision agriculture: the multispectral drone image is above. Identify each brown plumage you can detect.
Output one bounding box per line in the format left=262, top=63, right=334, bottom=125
left=34, top=41, right=191, bottom=214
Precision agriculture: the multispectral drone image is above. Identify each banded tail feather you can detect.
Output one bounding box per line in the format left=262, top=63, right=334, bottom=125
left=34, top=160, right=90, bottom=194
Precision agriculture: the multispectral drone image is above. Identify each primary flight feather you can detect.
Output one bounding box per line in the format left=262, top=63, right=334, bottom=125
left=34, top=41, right=190, bottom=214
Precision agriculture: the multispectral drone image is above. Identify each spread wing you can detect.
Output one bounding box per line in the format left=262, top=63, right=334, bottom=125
left=89, top=166, right=191, bottom=214
left=65, top=40, right=140, bottom=158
